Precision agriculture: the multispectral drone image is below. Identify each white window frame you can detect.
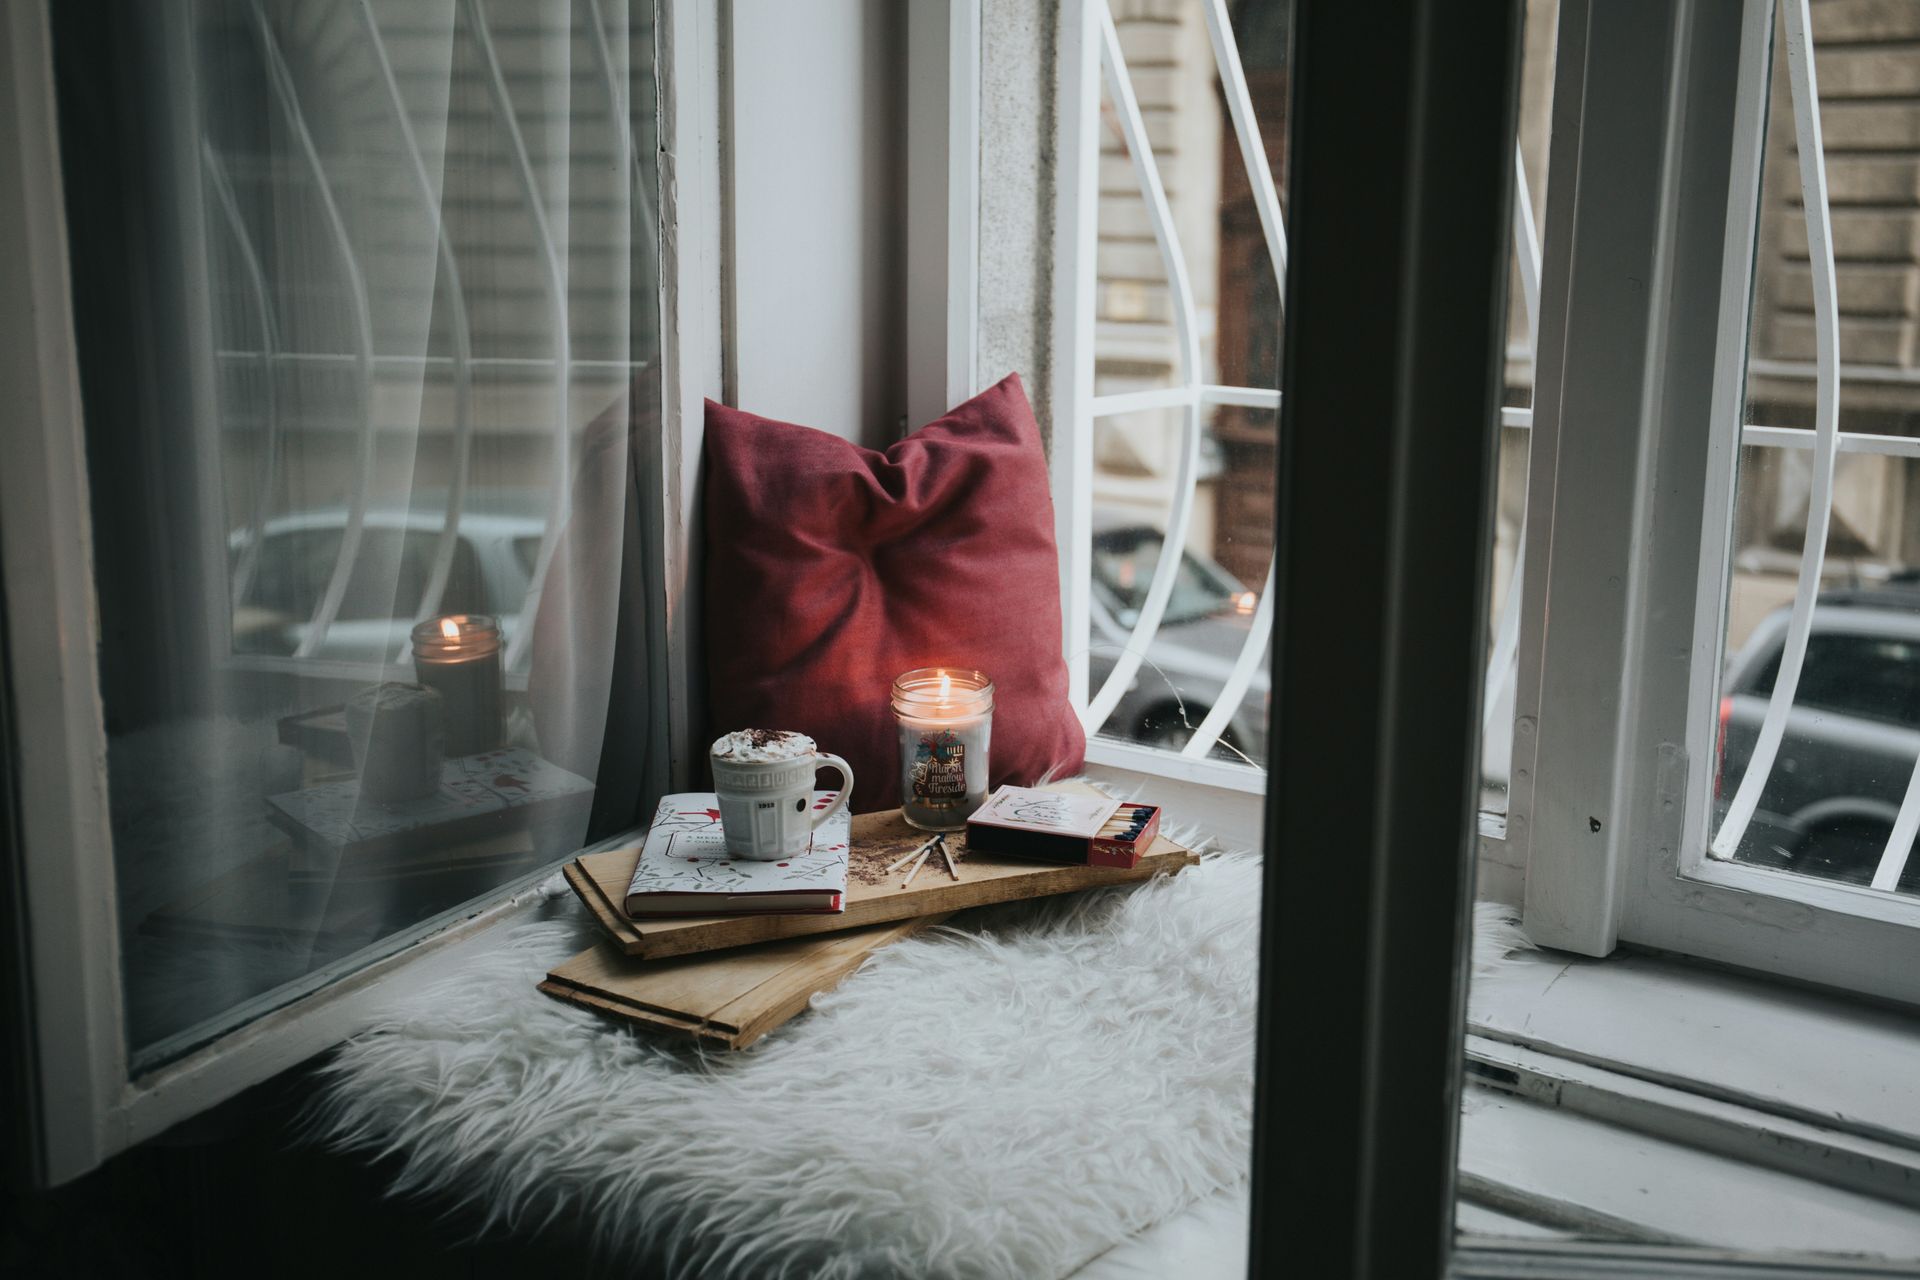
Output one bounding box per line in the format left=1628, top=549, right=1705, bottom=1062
left=0, top=0, right=724, bottom=1185
left=1509, top=0, right=1920, bottom=1006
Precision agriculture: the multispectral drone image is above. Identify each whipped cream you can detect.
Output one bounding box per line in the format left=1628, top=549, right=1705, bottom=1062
left=711, top=728, right=814, bottom=763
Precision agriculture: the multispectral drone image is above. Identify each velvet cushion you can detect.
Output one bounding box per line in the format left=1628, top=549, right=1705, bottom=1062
left=703, top=374, right=1085, bottom=812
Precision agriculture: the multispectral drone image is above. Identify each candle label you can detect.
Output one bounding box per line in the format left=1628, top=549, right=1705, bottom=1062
left=910, top=730, right=969, bottom=810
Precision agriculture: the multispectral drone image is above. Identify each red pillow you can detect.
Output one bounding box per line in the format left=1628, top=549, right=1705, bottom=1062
left=703, top=374, right=1085, bottom=812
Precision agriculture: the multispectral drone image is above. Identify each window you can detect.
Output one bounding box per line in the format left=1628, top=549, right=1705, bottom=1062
left=1089, top=523, right=1248, bottom=629
left=1740, top=631, right=1920, bottom=728
left=1511, top=0, right=1920, bottom=1004
left=1054, top=0, right=1554, bottom=795
left=1053, top=0, right=1287, bottom=783
left=1, top=0, right=696, bottom=1181
left=235, top=527, right=494, bottom=657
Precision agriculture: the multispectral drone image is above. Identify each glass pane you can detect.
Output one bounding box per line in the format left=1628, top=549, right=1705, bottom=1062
left=1711, top=0, right=1920, bottom=897
left=1085, top=0, right=1553, bottom=787
left=1090, top=405, right=1266, bottom=766
left=1464, top=3, right=1920, bottom=1261
left=56, top=0, right=662, bottom=1070
left=1092, top=58, right=1185, bottom=394
left=1087, top=0, right=1284, bottom=767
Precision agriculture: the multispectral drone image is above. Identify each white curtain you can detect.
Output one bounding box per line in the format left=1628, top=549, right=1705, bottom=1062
left=83, top=0, right=658, bottom=1066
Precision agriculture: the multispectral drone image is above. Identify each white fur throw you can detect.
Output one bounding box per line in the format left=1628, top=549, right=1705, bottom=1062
left=311, top=829, right=1527, bottom=1278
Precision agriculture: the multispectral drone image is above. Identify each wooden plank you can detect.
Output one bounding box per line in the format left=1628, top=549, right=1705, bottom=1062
left=539, top=914, right=946, bottom=1050
left=562, top=784, right=1200, bottom=959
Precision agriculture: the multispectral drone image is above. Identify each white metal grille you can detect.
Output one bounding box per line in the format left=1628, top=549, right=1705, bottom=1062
left=1701, top=0, right=1920, bottom=900
left=1070, top=0, right=1542, bottom=774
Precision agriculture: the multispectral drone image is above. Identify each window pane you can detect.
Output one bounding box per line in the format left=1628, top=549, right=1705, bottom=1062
left=1085, top=0, right=1283, bottom=768
left=1082, top=0, right=1553, bottom=785
left=57, top=0, right=662, bottom=1069
left=1711, top=0, right=1920, bottom=897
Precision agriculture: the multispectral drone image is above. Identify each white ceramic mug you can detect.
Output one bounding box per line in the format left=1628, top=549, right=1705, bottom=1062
left=709, top=730, right=854, bottom=860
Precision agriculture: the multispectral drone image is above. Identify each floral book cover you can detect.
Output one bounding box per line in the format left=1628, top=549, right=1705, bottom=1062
left=624, top=792, right=850, bottom=918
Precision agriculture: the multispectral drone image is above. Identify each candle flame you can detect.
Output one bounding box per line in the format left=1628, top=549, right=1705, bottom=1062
left=1235, top=591, right=1256, bottom=616
left=440, top=617, right=462, bottom=640
left=938, top=671, right=952, bottom=702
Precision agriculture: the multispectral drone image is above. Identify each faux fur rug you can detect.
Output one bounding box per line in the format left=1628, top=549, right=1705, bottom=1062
left=310, top=826, right=1528, bottom=1279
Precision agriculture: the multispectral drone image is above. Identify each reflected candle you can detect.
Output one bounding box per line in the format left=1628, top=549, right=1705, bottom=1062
left=891, top=668, right=993, bottom=831
left=410, top=613, right=504, bottom=757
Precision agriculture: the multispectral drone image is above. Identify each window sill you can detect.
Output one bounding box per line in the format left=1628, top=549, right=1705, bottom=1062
left=118, top=871, right=562, bottom=1149
left=1463, top=943, right=1920, bottom=1256
left=1082, top=738, right=1267, bottom=795
left=1081, top=754, right=1265, bottom=852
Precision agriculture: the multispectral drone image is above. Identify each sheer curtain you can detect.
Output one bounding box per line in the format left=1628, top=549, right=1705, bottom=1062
left=56, top=0, right=659, bottom=1069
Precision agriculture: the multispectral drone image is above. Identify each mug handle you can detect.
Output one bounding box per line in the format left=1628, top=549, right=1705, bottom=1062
left=810, top=753, right=854, bottom=831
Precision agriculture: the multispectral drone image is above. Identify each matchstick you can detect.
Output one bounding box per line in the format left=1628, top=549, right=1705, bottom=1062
left=900, top=844, right=933, bottom=888
left=885, top=835, right=939, bottom=874
left=938, top=835, right=960, bottom=880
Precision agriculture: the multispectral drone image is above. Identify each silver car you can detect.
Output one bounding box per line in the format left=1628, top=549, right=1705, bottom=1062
left=1086, top=514, right=1269, bottom=762
left=1717, top=585, right=1920, bottom=890
left=228, top=497, right=542, bottom=661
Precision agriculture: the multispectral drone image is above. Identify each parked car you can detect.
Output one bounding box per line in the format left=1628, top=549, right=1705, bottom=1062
left=1717, top=581, right=1920, bottom=889
left=1087, top=512, right=1269, bottom=762
left=228, top=497, right=542, bottom=661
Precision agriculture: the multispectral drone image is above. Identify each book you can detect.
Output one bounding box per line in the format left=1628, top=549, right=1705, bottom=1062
left=539, top=914, right=948, bottom=1050
left=964, top=785, right=1163, bottom=868
left=624, top=791, right=851, bottom=917
left=266, top=746, right=594, bottom=862
left=565, top=784, right=1202, bottom=959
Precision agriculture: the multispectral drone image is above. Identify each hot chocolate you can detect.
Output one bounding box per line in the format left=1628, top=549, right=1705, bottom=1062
left=711, top=728, right=814, bottom=764
left=708, top=729, right=852, bottom=860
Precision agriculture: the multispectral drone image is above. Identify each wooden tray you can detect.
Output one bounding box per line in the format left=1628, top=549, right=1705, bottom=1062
left=562, top=782, right=1199, bottom=959
left=539, top=914, right=948, bottom=1050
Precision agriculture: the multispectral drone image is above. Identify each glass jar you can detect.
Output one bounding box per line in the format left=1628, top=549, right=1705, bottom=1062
left=410, top=613, right=504, bottom=756
left=891, top=668, right=994, bottom=831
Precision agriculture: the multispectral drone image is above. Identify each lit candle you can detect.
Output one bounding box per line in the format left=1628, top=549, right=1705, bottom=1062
left=891, top=667, right=993, bottom=831
left=410, top=613, right=504, bottom=757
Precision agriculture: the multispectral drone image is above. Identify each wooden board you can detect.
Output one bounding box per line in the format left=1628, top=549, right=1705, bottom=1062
left=538, top=913, right=948, bottom=1050
left=563, top=784, right=1200, bottom=959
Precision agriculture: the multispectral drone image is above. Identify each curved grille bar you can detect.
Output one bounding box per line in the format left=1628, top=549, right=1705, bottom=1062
left=1179, top=558, right=1272, bottom=760
left=1082, top=1, right=1205, bottom=737
left=1177, top=0, right=1287, bottom=759
left=582, top=0, right=659, bottom=276
left=1200, top=0, right=1286, bottom=281
left=204, top=143, right=282, bottom=611
left=1710, top=0, right=1842, bottom=861
left=250, top=3, right=377, bottom=661
left=348, top=1, right=478, bottom=660
left=463, top=0, right=573, bottom=672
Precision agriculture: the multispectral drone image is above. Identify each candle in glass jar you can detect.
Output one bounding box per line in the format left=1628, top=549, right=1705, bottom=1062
left=891, top=667, right=993, bottom=831
left=410, top=613, right=504, bottom=757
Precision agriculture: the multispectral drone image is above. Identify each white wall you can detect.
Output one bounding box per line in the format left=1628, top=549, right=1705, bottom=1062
left=726, top=0, right=906, bottom=447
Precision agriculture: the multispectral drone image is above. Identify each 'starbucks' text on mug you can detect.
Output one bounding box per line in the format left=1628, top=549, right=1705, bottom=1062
left=709, top=729, right=854, bottom=859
